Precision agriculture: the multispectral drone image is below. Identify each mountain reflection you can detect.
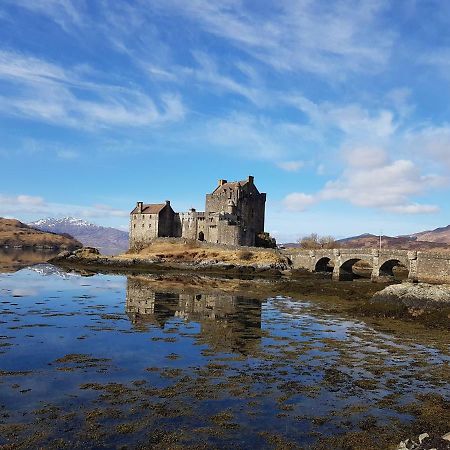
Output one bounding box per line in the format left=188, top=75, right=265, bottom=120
left=0, top=248, right=60, bottom=273
left=126, top=276, right=262, bottom=354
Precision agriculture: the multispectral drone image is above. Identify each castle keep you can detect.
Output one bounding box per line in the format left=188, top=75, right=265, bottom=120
left=129, top=176, right=266, bottom=249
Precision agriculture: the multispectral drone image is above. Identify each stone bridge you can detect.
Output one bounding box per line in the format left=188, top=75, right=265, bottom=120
left=283, top=248, right=450, bottom=283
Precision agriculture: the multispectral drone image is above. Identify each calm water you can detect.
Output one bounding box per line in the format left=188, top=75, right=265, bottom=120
left=0, top=264, right=449, bottom=449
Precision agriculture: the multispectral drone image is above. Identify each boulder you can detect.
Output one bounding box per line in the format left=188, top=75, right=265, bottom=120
left=74, top=247, right=100, bottom=258
left=372, top=282, right=450, bottom=315
left=56, top=250, right=71, bottom=259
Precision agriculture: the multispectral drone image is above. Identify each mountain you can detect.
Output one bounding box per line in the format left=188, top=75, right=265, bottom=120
left=336, top=233, right=450, bottom=250
left=0, top=218, right=82, bottom=250
left=284, top=228, right=450, bottom=251
left=410, top=225, right=450, bottom=244
left=29, top=217, right=129, bottom=255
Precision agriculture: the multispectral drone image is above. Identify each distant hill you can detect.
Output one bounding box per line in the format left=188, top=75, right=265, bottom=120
left=0, top=218, right=82, bottom=250
left=283, top=227, right=450, bottom=251
left=337, top=233, right=450, bottom=250
left=29, top=217, right=129, bottom=255
left=411, top=225, right=450, bottom=244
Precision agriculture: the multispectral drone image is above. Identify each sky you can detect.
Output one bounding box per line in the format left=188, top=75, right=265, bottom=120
left=1, top=0, right=450, bottom=242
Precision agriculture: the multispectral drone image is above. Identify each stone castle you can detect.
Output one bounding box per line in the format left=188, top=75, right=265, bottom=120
left=129, top=176, right=266, bottom=249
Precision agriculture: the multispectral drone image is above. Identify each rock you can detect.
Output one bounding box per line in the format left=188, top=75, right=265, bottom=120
left=397, top=432, right=450, bottom=449
left=56, top=250, right=71, bottom=259
left=74, top=247, right=100, bottom=258
left=372, top=283, right=450, bottom=315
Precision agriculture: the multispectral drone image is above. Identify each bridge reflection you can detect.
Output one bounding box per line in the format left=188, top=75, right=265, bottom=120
left=125, top=276, right=262, bottom=354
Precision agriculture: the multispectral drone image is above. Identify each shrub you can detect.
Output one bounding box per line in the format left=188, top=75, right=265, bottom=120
left=238, top=250, right=253, bottom=260
left=255, top=232, right=277, bottom=248
left=185, top=240, right=200, bottom=249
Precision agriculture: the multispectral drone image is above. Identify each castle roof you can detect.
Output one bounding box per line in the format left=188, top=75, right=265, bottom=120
left=131, top=203, right=167, bottom=214
left=212, top=178, right=251, bottom=194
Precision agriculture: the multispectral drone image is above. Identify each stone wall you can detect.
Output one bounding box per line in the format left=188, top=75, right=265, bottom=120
left=205, top=177, right=265, bottom=246
left=129, top=213, right=159, bottom=249
left=284, top=248, right=450, bottom=284
left=416, top=252, right=450, bottom=284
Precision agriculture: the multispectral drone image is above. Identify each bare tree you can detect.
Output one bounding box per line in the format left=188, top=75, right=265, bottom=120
left=298, top=233, right=336, bottom=249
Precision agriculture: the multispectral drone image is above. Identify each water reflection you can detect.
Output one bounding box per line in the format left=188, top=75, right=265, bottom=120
left=126, top=276, right=262, bottom=354
left=0, top=248, right=59, bottom=273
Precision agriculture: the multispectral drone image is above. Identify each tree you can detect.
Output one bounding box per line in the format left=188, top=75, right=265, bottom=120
left=298, top=233, right=336, bottom=249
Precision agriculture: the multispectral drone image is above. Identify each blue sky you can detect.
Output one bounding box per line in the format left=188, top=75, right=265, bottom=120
left=1, top=0, right=450, bottom=241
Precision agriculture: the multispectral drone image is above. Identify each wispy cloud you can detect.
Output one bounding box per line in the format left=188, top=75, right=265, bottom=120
left=152, top=0, right=393, bottom=77
left=3, top=0, right=85, bottom=32
left=56, top=150, right=79, bottom=160
left=0, top=193, right=128, bottom=219
left=277, top=160, right=304, bottom=172
left=0, top=50, right=185, bottom=129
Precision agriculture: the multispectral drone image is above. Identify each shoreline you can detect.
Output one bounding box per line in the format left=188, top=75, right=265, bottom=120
left=49, top=249, right=450, bottom=330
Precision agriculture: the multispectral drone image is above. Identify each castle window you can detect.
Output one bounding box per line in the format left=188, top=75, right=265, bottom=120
left=133, top=224, right=136, bottom=229
left=142, top=224, right=145, bottom=228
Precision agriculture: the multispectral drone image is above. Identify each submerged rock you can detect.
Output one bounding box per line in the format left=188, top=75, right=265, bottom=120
left=372, top=282, right=450, bottom=315
left=397, top=431, right=450, bottom=449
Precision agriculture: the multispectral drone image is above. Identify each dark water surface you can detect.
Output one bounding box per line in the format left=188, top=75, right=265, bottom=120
left=0, top=265, right=449, bottom=449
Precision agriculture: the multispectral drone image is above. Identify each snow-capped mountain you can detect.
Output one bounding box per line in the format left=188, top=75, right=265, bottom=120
left=29, top=217, right=129, bottom=255
left=31, top=217, right=94, bottom=228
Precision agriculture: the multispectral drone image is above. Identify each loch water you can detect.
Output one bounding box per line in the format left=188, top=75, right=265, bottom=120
left=0, top=261, right=449, bottom=449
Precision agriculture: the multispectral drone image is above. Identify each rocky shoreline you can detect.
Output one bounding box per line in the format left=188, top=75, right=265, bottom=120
left=50, top=247, right=290, bottom=277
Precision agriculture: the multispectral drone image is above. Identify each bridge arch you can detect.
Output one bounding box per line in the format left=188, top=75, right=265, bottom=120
left=377, top=258, right=409, bottom=280
left=314, top=257, right=334, bottom=273
left=337, top=257, right=373, bottom=281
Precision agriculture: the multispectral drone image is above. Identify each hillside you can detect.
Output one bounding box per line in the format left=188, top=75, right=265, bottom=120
left=337, top=233, right=450, bottom=250
left=411, top=225, right=450, bottom=244
left=284, top=227, right=450, bottom=251
left=0, top=218, right=82, bottom=250
left=29, top=217, right=129, bottom=255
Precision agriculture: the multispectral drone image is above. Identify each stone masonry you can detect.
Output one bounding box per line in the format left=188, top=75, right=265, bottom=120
left=129, top=176, right=266, bottom=249
left=285, top=247, right=450, bottom=284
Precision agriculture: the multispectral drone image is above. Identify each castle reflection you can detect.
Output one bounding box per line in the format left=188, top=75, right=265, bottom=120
left=126, top=276, right=262, bottom=354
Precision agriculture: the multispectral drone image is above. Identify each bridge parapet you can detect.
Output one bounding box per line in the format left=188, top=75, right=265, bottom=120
left=283, top=248, right=450, bottom=284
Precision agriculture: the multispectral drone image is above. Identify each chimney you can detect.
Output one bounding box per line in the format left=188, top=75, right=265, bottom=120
left=165, top=200, right=170, bottom=206
left=218, top=179, right=227, bottom=186
left=136, top=201, right=143, bottom=213
left=247, top=175, right=254, bottom=184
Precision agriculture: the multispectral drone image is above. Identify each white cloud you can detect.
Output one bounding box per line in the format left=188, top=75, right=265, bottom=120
left=343, top=147, right=388, bottom=168
left=386, top=204, right=439, bottom=214
left=283, top=192, right=316, bottom=211
left=154, top=0, right=393, bottom=77
left=277, top=160, right=304, bottom=172
left=406, top=125, right=450, bottom=166
left=0, top=194, right=128, bottom=219
left=285, top=94, right=397, bottom=140
left=16, top=195, right=45, bottom=206
left=282, top=148, right=443, bottom=214
left=3, top=0, right=85, bottom=31
left=182, top=51, right=264, bottom=105
left=0, top=50, right=185, bottom=129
